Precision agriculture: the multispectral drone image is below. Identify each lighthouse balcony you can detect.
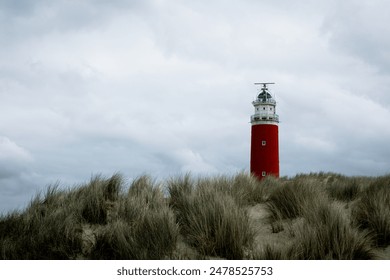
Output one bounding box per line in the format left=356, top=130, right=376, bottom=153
left=252, top=99, right=276, bottom=106
left=251, top=113, right=279, bottom=122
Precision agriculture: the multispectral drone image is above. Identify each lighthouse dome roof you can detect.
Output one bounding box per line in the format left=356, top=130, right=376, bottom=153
left=257, top=90, right=273, bottom=102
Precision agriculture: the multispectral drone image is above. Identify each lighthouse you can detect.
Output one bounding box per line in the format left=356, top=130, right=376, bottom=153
left=250, top=83, right=279, bottom=179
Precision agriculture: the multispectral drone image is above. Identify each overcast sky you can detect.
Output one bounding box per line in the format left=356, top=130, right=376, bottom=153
left=1, top=0, right=390, bottom=213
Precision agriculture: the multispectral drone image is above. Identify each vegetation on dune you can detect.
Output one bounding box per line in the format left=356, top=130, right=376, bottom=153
left=0, top=185, right=83, bottom=259
left=168, top=175, right=254, bottom=259
left=351, top=176, right=390, bottom=247
left=325, top=176, right=363, bottom=202
left=291, top=204, right=378, bottom=260
left=91, top=175, right=179, bottom=260
left=0, top=171, right=389, bottom=260
left=265, top=178, right=328, bottom=221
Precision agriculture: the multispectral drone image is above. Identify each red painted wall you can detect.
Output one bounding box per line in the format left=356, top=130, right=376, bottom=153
left=250, top=124, right=279, bottom=178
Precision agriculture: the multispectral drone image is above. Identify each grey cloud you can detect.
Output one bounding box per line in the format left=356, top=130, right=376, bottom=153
left=0, top=0, right=36, bottom=16
left=0, top=137, right=32, bottom=179
left=0, top=136, right=32, bottom=161
left=0, top=179, right=32, bottom=213
left=0, top=136, right=35, bottom=212
left=0, top=0, right=147, bottom=46
left=322, top=0, right=390, bottom=73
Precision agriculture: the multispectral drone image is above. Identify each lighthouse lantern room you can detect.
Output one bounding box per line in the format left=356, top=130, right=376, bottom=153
left=250, top=83, right=279, bottom=179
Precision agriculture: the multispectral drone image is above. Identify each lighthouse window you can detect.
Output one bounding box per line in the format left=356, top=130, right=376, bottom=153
left=262, top=171, right=266, bottom=177
left=263, top=107, right=266, bottom=110
left=262, top=141, right=266, bottom=146
left=270, top=108, right=273, bottom=111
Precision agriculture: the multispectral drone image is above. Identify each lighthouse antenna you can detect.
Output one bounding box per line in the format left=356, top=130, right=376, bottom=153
left=254, top=82, right=275, bottom=90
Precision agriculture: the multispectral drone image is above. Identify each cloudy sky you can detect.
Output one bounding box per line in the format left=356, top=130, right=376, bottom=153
left=1, top=0, right=390, bottom=213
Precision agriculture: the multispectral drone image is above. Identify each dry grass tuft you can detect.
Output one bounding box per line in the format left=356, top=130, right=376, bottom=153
left=168, top=175, right=254, bottom=259
left=351, top=175, right=390, bottom=247
left=291, top=204, right=378, bottom=260
left=265, top=178, right=328, bottom=221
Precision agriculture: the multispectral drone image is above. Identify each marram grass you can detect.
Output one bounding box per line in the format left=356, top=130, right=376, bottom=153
left=0, top=172, right=389, bottom=260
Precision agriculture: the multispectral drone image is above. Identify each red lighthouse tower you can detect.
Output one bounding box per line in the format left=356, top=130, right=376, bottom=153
left=250, top=83, right=279, bottom=179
